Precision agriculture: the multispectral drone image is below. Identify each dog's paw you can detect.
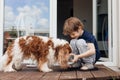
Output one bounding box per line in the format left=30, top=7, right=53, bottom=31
left=42, top=68, right=53, bottom=72
left=4, top=68, right=16, bottom=72
left=12, top=64, right=22, bottom=71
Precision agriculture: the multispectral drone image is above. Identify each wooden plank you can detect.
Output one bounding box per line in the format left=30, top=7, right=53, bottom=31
left=19, top=72, right=45, bottom=80
left=59, top=70, right=77, bottom=80
left=118, top=72, right=120, bottom=75
left=0, top=72, right=45, bottom=80
left=96, top=65, right=120, bottom=79
left=91, top=65, right=110, bottom=79
left=40, top=72, right=61, bottom=80
left=77, top=71, right=94, bottom=80
left=0, top=67, right=45, bottom=80
left=0, top=72, right=11, bottom=78
left=90, top=65, right=120, bottom=79
left=0, top=72, right=14, bottom=80
left=17, top=67, right=46, bottom=80
left=0, top=72, right=27, bottom=80
left=90, top=68, right=110, bottom=79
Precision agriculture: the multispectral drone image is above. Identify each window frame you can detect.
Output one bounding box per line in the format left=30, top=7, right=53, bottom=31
left=93, top=0, right=118, bottom=66
left=0, top=0, right=57, bottom=56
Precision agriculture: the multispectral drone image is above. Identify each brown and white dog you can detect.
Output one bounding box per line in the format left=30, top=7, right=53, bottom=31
left=0, top=36, right=72, bottom=72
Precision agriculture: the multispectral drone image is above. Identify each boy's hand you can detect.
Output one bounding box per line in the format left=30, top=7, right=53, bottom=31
left=69, top=53, right=79, bottom=63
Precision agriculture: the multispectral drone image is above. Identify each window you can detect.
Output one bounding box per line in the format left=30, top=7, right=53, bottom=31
left=4, top=0, right=50, bottom=37
left=1, top=0, right=57, bottom=54
left=4, top=0, right=50, bottom=52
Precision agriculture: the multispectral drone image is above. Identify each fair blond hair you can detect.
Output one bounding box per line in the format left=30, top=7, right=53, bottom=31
left=63, top=17, right=84, bottom=35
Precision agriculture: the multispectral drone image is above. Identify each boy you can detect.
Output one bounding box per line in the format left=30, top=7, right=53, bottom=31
left=63, top=17, right=101, bottom=70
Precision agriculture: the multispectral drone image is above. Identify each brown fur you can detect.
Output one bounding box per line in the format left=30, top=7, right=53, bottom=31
left=6, top=41, right=14, bottom=65
left=55, top=43, right=72, bottom=69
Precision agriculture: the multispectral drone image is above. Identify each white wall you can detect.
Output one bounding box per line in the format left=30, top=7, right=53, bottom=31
left=0, top=0, right=4, bottom=56
left=50, top=0, right=57, bottom=38
left=73, top=0, right=92, bottom=33
left=118, top=0, right=120, bottom=68
left=110, top=0, right=119, bottom=66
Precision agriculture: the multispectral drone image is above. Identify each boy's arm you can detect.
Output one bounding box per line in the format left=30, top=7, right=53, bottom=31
left=71, top=43, right=96, bottom=62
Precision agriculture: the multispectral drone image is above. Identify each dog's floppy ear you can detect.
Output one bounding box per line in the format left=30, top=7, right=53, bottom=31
left=64, top=43, right=72, bottom=54
left=55, top=45, right=70, bottom=69
left=58, top=48, right=68, bottom=69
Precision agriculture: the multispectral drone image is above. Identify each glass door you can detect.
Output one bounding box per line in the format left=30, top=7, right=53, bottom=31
left=94, top=0, right=119, bottom=66
left=94, top=0, right=112, bottom=62
left=97, top=0, right=109, bottom=61
left=57, top=0, right=115, bottom=65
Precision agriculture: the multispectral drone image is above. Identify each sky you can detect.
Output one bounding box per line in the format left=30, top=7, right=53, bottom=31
left=4, top=0, right=50, bottom=30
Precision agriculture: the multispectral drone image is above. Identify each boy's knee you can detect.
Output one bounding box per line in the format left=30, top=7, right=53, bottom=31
left=70, top=39, right=77, bottom=45
left=76, top=39, right=87, bottom=46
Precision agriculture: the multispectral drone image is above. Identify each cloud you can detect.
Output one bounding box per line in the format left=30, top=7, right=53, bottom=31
left=37, top=18, right=49, bottom=28
left=4, top=6, right=16, bottom=29
left=5, top=1, right=49, bottom=30
left=17, top=5, right=42, bottom=15
left=15, top=5, right=49, bottom=29
left=39, top=2, right=49, bottom=12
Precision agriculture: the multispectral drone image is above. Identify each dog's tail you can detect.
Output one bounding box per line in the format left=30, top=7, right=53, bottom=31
left=0, top=53, right=8, bottom=71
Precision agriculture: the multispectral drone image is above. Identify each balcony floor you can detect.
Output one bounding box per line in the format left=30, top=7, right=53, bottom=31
left=0, top=64, right=120, bottom=80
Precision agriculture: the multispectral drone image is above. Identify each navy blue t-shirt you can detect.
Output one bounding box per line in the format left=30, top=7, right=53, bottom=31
left=78, top=30, right=101, bottom=61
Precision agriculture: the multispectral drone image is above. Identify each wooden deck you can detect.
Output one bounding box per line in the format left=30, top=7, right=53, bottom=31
left=0, top=65, right=120, bottom=80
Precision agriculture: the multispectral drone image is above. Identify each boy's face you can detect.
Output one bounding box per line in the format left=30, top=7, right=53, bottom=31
left=69, top=31, right=80, bottom=39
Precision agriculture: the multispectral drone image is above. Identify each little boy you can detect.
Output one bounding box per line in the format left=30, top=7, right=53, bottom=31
left=63, top=17, right=101, bottom=70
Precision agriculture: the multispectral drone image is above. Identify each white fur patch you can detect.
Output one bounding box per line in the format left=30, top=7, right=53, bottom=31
left=51, top=38, right=68, bottom=47
left=0, top=54, right=8, bottom=71
left=40, top=62, right=52, bottom=72
left=47, top=47, right=56, bottom=66
left=38, top=36, right=49, bottom=42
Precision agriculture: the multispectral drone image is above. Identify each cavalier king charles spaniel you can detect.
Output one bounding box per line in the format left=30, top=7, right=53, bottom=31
left=0, top=36, right=72, bottom=72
